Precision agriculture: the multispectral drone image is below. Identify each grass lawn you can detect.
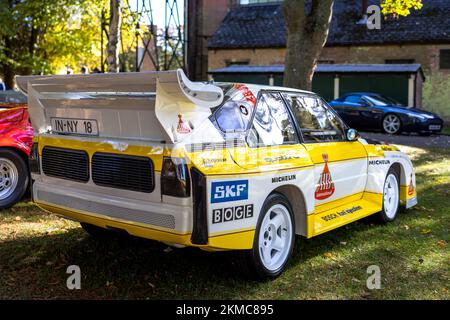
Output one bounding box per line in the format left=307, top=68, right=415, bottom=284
left=442, top=126, right=450, bottom=136
left=0, top=146, right=449, bottom=300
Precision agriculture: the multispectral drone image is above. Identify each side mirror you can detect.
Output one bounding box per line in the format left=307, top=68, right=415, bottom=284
left=346, top=128, right=359, bottom=141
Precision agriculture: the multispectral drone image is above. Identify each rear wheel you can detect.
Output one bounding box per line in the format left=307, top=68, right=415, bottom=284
left=373, top=168, right=400, bottom=223
left=382, top=114, right=402, bottom=134
left=0, top=149, right=29, bottom=210
left=237, top=193, right=295, bottom=279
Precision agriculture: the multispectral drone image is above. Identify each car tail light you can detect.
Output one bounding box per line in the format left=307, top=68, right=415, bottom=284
left=29, top=143, right=40, bottom=174
left=161, top=157, right=190, bottom=198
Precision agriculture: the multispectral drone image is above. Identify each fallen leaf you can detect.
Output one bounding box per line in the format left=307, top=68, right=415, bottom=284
left=148, top=282, right=155, bottom=289
left=437, top=240, right=447, bottom=248
left=352, top=278, right=361, bottom=283
left=421, top=228, right=432, bottom=235
left=323, top=252, right=335, bottom=259
left=340, top=241, right=347, bottom=245
left=15, top=216, right=21, bottom=221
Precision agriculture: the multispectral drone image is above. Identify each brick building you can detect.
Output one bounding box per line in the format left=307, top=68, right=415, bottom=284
left=200, top=0, right=450, bottom=118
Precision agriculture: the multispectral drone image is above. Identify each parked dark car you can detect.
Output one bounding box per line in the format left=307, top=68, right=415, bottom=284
left=329, top=92, right=444, bottom=135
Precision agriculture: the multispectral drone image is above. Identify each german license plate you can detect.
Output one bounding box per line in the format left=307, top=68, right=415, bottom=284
left=51, top=118, right=99, bottom=136
left=429, top=125, right=441, bottom=131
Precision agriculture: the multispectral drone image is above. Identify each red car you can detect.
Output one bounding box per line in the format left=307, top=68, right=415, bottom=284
left=0, top=91, right=33, bottom=209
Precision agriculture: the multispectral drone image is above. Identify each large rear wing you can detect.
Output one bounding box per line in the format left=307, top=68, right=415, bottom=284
left=16, top=69, right=224, bottom=143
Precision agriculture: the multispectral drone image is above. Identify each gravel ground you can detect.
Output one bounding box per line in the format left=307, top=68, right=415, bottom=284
left=360, top=131, right=450, bottom=148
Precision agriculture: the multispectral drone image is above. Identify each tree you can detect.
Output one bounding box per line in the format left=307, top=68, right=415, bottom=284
left=106, top=0, right=122, bottom=73
left=283, top=0, right=423, bottom=90
left=0, top=0, right=107, bottom=88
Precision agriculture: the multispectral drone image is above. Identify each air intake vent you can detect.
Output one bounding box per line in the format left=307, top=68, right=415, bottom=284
left=42, top=147, right=89, bottom=182
left=92, top=153, right=155, bottom=193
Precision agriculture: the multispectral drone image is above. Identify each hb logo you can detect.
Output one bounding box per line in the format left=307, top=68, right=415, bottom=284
left=212, top=205, right=254, bottom=224
left=211, top=180, right=249, bottom=203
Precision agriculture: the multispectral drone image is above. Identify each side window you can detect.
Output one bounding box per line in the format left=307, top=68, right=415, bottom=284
left=344, top=95, right=363, bottom=104
left=214, top=100, right=251, bottom=132
left=283, top=93, right=346, bottom=143
left=211, top=85, right=255, bottom=139
left=247, top=92, right=298, bottom=147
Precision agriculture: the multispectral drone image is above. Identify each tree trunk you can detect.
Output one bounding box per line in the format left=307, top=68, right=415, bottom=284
left=2, top=66, right=15, bottom=90
left=106, top=0, right=122, bottom=73
left=1, top=36, right=15, bottom=89
left=283, top=0, right=334, bottom=91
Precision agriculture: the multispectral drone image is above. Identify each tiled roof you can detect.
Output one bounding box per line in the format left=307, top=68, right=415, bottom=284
left=208, top=0, right=450, bottom=49
left=210, top=64, right=423, bottom=74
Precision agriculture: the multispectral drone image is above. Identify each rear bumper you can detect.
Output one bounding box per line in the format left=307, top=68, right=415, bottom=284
left=33, top=181, right=255, bottom=250
left=33, top=180, right=193, bottom=240
left=402, top=117, right=444, bottom=133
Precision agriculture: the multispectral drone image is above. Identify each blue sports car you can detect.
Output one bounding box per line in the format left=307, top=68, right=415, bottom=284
left=329, top=93, right=444, bottom=135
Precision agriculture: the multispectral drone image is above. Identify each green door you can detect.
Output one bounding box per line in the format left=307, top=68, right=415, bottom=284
left=340, top=74, right=409, bottom=105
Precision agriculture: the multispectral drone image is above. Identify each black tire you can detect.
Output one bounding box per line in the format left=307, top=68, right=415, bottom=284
left=80, top=223, right=119, bottom=239
left=373, top=167, right=400, bottom=223
left=0, top=149, right=29, bottom=210
left=236, top=193, right=295, bottom=279
left=382, top=114, right=402, bottom=135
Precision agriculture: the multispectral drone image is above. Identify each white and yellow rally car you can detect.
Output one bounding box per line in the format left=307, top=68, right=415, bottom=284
left=17, top=70, right=417, bottom=278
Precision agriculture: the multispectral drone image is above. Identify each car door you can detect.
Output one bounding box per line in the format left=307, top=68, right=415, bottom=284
left=281, top=92, right=368, bottom=211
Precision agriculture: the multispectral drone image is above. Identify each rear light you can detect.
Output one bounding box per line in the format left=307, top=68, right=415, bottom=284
left=161, top=157, right=190, bottom=197
left=29, top=143, right=40, bottom=174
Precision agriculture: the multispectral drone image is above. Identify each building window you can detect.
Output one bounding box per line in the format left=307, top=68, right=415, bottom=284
left=240, top=0, right=283, bottom=5
left=318, top=60, right=335, bottom=64
left=385, top=59, right=415, bottom=64
left=440, top=50, right=450, bottom=69
left=225, top=59, right=250, bottom=67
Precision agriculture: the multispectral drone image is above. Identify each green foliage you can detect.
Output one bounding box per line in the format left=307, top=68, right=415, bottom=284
left=0, top=0, right=107, bottom=78
left=380, top=0, right=423, bottom=17
left=422, top=72, right=450, bottom=120
left=0, top=0, right=141, bottom=82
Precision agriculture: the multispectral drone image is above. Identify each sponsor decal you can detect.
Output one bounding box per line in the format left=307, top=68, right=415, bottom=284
left=212, top=204, right=254, bottom=224
left=321, top=206, right=362, bottom=222
left=176, top=114, right=192, bottom=134
left=315, top=153, right=335, bottom=200
left=369, top=159, right=391, bottom=165
left=408, top=173, right=415, bottom=196
left=239, top=105, right=249, bottom=116
left=234, top=84, right=257, bottom=107
left=272, top=174, right=296, bottom=183
left=202, top=157, right=227, bottom=168
left=211, top=180, right=249, bottom=203
left=264, top=155, right=301, bottom=163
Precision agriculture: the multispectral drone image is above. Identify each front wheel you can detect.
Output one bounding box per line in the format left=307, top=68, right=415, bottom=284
left=0, top=149, right=29, bottom=210
left=382, top=114, right=402, bottom=135
left=373, top=168, right=400, bottom=223
left=237, top=193, right=295, bottom=279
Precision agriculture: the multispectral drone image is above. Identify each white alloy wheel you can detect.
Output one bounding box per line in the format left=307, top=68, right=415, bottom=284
left=0, top=158, right=19, bottom=201
left=258, top=203, right=293, bottom=272
left=383, top=173, right=399, bottom=220
left=383, top=114, right=401, bottom=134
